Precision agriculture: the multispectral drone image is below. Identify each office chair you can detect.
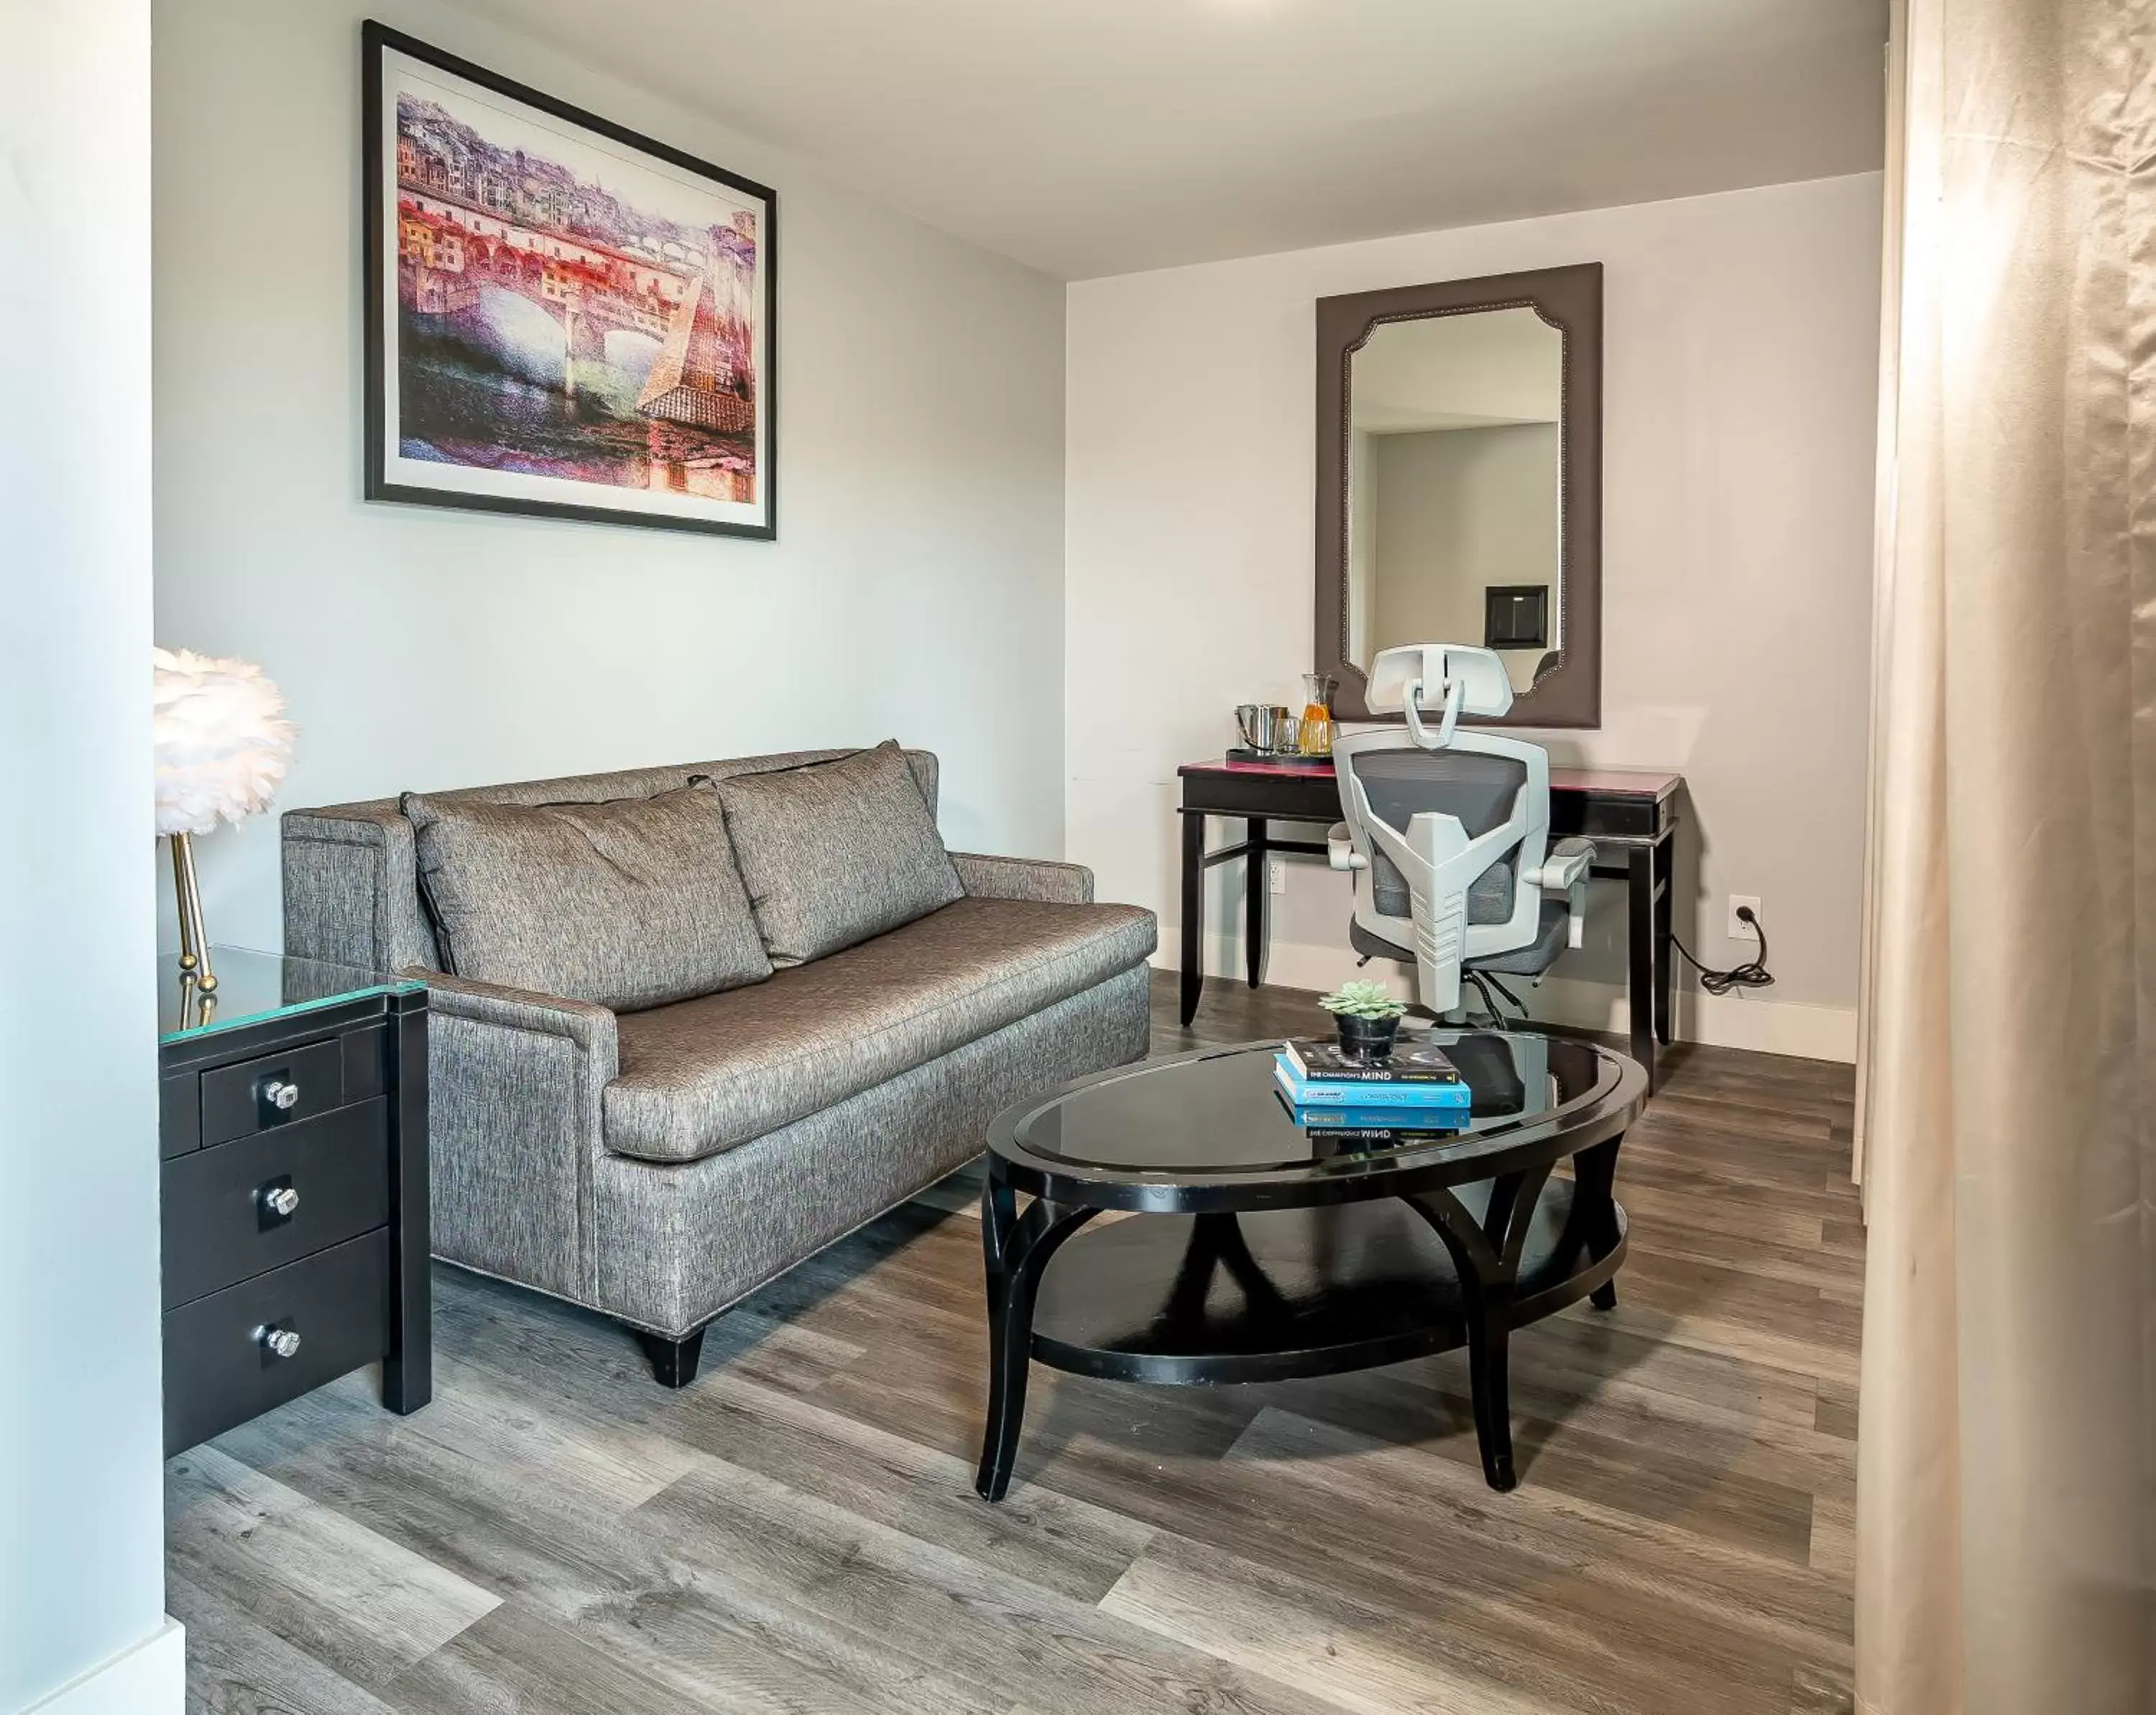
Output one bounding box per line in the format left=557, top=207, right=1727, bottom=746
left=1327, top=643, right=1595, bottom=1019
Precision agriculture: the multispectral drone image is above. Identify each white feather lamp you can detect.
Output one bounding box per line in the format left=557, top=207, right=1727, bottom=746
left=154, top=647, right=296, bottom=991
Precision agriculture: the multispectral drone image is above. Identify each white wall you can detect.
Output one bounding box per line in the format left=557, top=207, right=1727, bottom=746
left=1, top=2, right=183, bottom=1712
left=155, top=0, right=1069, bottom=952
left=1067, top=174, right=1881, bottom=1059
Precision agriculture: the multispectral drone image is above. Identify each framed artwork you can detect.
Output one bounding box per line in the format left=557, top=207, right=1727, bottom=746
left=1483, top=585, right=1549, bottom=651
left=362, top=22, right=776, bottom=538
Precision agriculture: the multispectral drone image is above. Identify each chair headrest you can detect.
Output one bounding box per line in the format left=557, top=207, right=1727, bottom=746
left=1365, top=644, right=1515, bottom=720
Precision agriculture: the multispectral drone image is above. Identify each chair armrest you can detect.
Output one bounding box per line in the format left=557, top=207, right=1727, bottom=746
left=1523, top=839, right=1595, bottom=952
left=1328, top=822, right=1368, bottom=871
left=950, top=851, right=1095, bottom=906
left=1525, top=838, right=1595, bottom=891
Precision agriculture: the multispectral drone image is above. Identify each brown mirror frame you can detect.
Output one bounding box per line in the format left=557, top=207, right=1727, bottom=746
left=1315, top=262, right=1603, bottom=728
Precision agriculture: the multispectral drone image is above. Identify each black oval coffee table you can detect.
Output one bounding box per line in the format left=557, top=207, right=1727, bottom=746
left=974, top=1029, right=1647, bottom=1501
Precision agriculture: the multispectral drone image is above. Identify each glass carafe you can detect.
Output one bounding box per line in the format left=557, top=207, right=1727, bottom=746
left=1298, top=672, right=1337, bottom=757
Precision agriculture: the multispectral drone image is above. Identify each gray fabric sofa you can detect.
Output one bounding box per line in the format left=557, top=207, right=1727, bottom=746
left=280, top=748, right=1156, bottom=1384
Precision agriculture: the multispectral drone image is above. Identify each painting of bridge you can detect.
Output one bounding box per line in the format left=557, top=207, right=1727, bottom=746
left=365, top=24, right=776, bottom=538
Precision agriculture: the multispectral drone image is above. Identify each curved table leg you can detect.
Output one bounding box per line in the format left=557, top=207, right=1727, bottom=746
left=1403, top=1167, right=1550, bottom=1494
left=1465, top=1318, right=1515, bottom=1491
left=1161, top=1210, right=1292, bottom=1327
left=976, top=1172, right=1096, bottom=1502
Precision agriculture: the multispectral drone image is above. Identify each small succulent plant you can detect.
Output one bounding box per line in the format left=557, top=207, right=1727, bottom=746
left=1317, top=980, right=1408, bottom=1021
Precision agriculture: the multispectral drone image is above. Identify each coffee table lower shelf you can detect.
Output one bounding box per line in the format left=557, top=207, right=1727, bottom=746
left=977, top=1183, right=1627, bottom=1500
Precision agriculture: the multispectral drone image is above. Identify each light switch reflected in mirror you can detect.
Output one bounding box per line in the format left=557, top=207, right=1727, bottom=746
left=1345, top=306, right=1564, bottom=696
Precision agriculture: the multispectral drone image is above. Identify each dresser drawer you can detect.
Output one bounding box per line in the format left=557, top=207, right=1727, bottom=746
left=200, top=1037, right=345, bottom=1146
left=162, top=1097, right=390, bottom=1309
left=162, top=1229, right=390, bottom=1457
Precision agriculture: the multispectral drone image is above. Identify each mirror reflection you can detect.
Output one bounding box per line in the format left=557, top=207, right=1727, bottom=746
left=1345, top=306, right=1564, bottom=694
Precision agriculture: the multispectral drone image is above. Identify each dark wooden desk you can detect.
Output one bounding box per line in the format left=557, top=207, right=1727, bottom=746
left=1176, top=758, right=1682, bottom=1089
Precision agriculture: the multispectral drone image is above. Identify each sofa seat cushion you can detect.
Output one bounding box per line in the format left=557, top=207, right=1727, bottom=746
left=602, top=896, right=1158, bottom=1163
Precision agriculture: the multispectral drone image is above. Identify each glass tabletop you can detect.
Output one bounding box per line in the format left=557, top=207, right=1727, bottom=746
left=1003, top=1030, right=1626, bottom=1182
left=158, top=944, right=423, bottom=1044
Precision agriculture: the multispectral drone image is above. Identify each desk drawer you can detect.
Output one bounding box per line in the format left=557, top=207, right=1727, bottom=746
left=201, top=1037, right=345, bottom=1146
left=162, top=1229, right=390, bottom=1457
left=1182, top=773, right=1342, bottom=823
left=162, top=1097, right=390, bottom=1310
left=1550, top=792, right=1667, bottom=843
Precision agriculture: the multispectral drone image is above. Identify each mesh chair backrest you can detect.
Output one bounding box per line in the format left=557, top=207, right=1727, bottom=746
left=1369, top=849, right=1516, bottom=924
left=1349, top=747, right=1527, bottom=927
left=1350, top=750, right=1526, bottom=839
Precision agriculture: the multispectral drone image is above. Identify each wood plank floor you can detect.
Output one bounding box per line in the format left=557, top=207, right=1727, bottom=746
left=170, top=971, right=1862, bottom=1715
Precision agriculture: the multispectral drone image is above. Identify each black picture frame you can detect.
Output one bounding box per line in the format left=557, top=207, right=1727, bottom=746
left=1483, top=585, right=1549, bottom=650
left=362, top=20, right=778, bottom=540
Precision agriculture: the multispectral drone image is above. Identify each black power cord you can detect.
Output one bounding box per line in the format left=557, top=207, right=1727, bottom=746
left=1669, top=904, right=1776, bottom=996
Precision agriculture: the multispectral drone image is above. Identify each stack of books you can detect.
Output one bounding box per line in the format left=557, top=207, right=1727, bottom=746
left=1273, top=1036, right=1472, bottom=1136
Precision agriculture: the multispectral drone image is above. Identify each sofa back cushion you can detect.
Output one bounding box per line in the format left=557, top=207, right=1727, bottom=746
left=280, top=749, right=941, bottom=978
left=715, top=740, right=964, bottom=966
left=403, top=779, right=771, bottom=1011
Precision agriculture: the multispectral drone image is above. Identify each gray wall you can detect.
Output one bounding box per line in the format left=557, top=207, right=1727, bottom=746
left=1, top=1, right=173, bottom=1709
left=154, top=0, right=1072, bottom=952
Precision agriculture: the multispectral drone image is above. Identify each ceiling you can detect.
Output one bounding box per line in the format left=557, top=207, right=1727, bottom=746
left=1353, top=307, right=1561, bottom=434
left=456, top=0, right=1889, bottom=280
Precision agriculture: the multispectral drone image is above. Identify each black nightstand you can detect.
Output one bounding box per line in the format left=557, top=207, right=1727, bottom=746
left=158, top=946, right=430, bottom=1455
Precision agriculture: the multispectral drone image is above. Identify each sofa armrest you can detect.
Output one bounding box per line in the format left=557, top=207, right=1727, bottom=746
left=949, top=851, right=1096, bottom=906
left=284, top=804, right=422, bottom=971
left=410, top=968, right=618, bottom=1302
left=417, top=969, right=620, bottom=1073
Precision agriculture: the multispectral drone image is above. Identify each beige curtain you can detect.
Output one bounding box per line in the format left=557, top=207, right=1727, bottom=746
left=1854, top=1, right=2156, bottom=1711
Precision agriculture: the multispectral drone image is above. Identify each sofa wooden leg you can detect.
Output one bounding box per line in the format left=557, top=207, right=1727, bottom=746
left=633, top=1326, right=706, bottom=1389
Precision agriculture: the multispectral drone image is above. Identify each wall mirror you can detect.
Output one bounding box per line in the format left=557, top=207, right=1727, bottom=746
left=1316, top=263, right=1603, bottom=727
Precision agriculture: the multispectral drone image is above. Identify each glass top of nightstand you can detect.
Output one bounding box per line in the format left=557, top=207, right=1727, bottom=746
left=158, top=945, right=423, bottom=1044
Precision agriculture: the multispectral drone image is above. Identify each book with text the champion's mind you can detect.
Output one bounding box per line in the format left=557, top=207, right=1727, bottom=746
left=1274, top=1055, right=1473, bottom=1113
left=1280, top=1036, right=1462, bottom=1085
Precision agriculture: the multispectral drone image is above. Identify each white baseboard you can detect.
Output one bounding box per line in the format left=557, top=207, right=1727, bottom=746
left=1513, top=973, right=1857, bottom=1063
left=20, top=1619, right=184, bottom=1715
left=1162, top=933, right=1857, bottom=1065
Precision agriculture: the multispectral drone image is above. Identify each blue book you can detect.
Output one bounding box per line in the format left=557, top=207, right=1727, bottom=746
left=1274, top=1055, right=1472, bottom=1111
left=1296, top=1104, right=1467, bottom=1136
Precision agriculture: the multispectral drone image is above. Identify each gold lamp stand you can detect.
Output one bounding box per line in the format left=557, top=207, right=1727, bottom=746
left=170, top=832, right=218, bottom=995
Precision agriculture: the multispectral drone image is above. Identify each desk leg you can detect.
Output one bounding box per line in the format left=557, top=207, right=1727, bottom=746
left=1627, top=846, right=1659, bottom=1093
left=1245, top=817, right=1268, bottom=988
left=1652, top=832, right=1674, bottom=1047
left=1180, top=811, right=1204, bottom=1026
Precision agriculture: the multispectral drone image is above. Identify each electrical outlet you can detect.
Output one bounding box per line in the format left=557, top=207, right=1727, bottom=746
left=1727, top=895, right=1762, bottom=939
left=1268, top=858, right=1288, bottom=895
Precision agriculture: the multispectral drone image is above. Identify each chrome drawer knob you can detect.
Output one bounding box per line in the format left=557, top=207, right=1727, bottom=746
left=257, top=1326, right=301, bottom=1360
left=263, top=1080, right=300, bottom=1112
left=259, top=1185, right=300, bottom=1218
